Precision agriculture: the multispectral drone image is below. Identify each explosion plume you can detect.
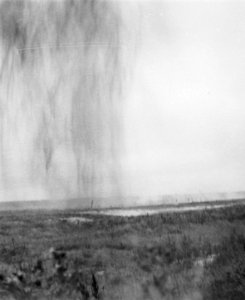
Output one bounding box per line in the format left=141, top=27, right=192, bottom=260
left=0, top=0, right=126, bottom=203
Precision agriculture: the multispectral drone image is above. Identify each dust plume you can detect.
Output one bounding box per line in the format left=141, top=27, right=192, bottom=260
left=0, top=0, right=129, bottom=203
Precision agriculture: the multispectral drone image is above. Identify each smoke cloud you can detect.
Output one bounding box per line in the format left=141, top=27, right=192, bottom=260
left=0, top=0, right=130, bottom=202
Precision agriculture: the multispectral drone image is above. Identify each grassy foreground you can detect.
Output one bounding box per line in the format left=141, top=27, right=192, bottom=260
left=0, top=204, right=244, bottom=299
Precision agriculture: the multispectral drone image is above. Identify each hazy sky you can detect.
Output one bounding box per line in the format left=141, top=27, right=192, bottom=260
left=0, top=0, right=245, bottom=202
left=123, top=0, right=245, bottom=197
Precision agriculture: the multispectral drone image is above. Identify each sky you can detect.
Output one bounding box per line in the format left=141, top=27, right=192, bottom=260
left=122, top=0, right=245, bottom=197
left=0, top=0, right=245, bottom=203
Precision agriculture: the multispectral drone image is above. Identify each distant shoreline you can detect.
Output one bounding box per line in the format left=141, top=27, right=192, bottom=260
left=0, top=196, right=244, bottom=212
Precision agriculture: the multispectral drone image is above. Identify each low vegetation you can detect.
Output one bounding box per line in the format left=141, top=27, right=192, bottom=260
left=0, top=203, right=244, bottom=299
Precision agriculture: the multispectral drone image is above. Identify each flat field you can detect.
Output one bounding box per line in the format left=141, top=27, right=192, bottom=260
left=0, top=202, right=244, bottom=299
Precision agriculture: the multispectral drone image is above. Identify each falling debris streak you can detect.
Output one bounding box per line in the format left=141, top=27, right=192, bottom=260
left=17, top=43, right=127, bottom=52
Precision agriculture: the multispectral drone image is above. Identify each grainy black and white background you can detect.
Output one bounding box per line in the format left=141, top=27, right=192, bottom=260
left=0, top=1, right=245, bottom=300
